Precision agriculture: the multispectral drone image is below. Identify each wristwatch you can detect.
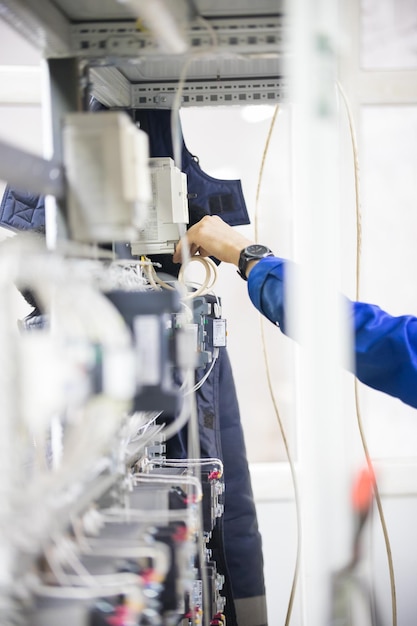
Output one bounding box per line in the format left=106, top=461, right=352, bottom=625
left=237, top=244, right=274, bottom=280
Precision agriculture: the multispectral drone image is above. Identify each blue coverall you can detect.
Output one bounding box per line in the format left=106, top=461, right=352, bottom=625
left=248, top=256, right=417, bottom=409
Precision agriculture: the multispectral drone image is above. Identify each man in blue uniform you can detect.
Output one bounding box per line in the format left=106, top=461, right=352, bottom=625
left=173, top=214, right=417, bottom=410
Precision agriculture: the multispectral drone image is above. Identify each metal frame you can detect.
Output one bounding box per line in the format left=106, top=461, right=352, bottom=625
left=0, top=0, right=286, bottom=196
left=129, top=77, right=286, bottom=109
left=0, top=1, right=286, bottom=108
left=70, top=16, right=286, bottom=58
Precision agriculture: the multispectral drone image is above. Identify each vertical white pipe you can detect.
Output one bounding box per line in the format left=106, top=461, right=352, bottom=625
left=0, top=267, right=19, bottom=600
left=288, top=0, right=354, bottom=623
left=41, top=59, right=59, bottom=251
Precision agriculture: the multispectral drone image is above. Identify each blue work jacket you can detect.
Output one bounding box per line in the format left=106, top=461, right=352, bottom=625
left=248, top=255, right=417, bottom=409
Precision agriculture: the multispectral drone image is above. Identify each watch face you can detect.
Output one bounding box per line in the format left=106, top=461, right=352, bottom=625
left=246, top=244, right=270, bottom=257
left=238, top=243, right=273, bottom=280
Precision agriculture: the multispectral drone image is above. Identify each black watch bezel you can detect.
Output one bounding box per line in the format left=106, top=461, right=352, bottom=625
left=237, top=244, right=273, bottom=280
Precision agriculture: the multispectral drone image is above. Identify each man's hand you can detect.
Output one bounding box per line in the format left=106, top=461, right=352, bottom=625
left=173, top=215, right=254, bottom=267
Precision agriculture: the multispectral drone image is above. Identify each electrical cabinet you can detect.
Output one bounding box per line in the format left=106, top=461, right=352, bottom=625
left=0, top=2, right=281, bottom=624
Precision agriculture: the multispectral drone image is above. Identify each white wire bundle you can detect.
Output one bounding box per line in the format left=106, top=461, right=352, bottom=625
left=141, top=253, right=218, bottom=300
left=0, top=234, right=137, bottom=555
left=99, top=259, right=150, bottom=292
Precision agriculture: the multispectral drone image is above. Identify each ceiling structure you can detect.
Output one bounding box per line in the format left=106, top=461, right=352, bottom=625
left=0, top=0, right=287, bottom=108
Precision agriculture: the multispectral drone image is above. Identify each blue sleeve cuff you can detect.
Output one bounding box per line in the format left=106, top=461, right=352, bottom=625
left=247, top=256, right=287, bottom=328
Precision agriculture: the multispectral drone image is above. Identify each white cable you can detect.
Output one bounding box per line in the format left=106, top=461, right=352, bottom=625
left=133, top=472, right=202, bottom=503
left=100, top=507, right=191, bottom=524
left=57, top=538, right=170, bottom=583
left=336, top=79, right=397, bottom=626
left=184, top=348, right=219, bottom=396
left=0, top=238, right=137, bottom=556
left=178, top=254, right=218, bottom=300
left=128, top=411, right=162, bottom=439
left=149, top=457, right=223, bottom=477
left=44, top=539, right=96, bottom=588
left=169, top=17, right=221, bottom=328
left=157, top=369, right=195, bottom=441
left=142, top=254, right=218, bottom=299
left=33, top=572, right=144, bottom=600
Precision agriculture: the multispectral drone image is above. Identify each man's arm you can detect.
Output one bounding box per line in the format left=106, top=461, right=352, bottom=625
left=173, top=215, right=260, bottom=278
left=173, top=215, right=417, bottom=409
left=353, top=301, right=417, bottom=408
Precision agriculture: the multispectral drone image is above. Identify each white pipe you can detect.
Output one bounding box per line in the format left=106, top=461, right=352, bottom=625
left=117, top=0, right=188, bottom=54
left=0, top=270, right=19, bottom=594
left=289, top=0, right=356, bottom=623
